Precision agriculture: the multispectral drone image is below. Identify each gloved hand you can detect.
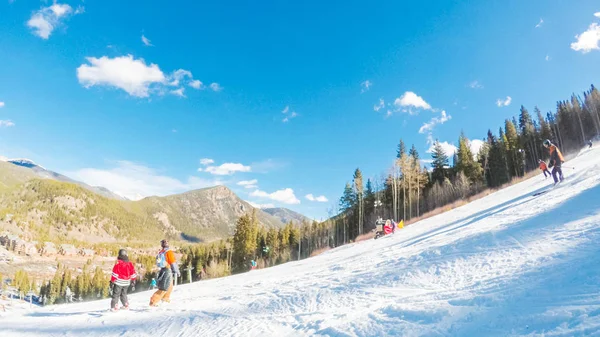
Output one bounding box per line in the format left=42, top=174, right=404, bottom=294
left=109, top=282, right=114, bottom=296
left=130, top=281, right=136, bottom=292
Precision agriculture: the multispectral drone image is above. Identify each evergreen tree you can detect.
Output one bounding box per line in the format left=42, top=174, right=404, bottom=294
left=431, top=140, right=449, bottom=184
left=397, top=139, right=406, bottom=159
left=455, top=132, right=484, bottom=184
left=352, top=168, right=364, bottom=238
left=231, top=211, right=259, bottom=272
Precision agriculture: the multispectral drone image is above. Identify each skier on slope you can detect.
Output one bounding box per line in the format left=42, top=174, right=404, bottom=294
left=109, top=249, right=137, bottom=311
left=543, top=139, right=564, bottom=185
left=589, top=140, right=593, bottom=149
left=149, top=239, right=180, bottom=306
left=538, top=159, right=551, bottom=179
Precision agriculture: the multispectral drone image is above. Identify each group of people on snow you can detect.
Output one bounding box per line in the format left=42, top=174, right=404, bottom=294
left=537, top=139, right=566, bottom=185
left=108, top=239, right=180, bottom=311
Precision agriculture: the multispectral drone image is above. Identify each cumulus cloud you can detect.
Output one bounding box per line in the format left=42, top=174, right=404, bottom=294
left=250, top=188, right=300, bottom=205
left=394, top=91, right=431, bottom=114
left=76, top=55, right=215, bottom=98
left=419, top=110, right=452, bottom=134
left=246, top=201, right=275, bottom=209
left=199, top=158, right=214, bottom=166
left=69, top=161, right=221, bottom=200
left=595, top=12, right=600, bottom=18
left=199, top=162, right=251, bottom=175
left=361, top=80, right=372, bottom=93
left=141, top=35, right=153, bottom=47
left=0, top=120, right=15, bottom=127
left=496, top=96, right=512, bottom=107
left=469, top=139, right=485, bottom=158
left=237, top=179, right=258, bottom=189
left=27, top=2, right=81, bottom=39
left=210, top=83, right=222, bottom=92
left=426, top=138, right=457, bottom=158
left=305, top=194, right=328, bottom=202
left=0, top=102, right=4, bottom=108
left=189, top=80, right=203, bottom=89
left=571, top=23, right=600, bottom=53
left=77, top=55, right=166, bottom=97
left=373, top=98, right=385, bottom=112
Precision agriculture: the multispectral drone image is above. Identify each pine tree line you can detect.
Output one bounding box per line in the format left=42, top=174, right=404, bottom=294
left=332, top=84, right=600, bottom=241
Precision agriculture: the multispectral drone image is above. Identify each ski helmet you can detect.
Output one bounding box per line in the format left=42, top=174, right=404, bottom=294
left=543, top=139, right=551, bottom=148
left=161, top=239, right=168, bottom=248
left=117, top=249, right=128, bottom=260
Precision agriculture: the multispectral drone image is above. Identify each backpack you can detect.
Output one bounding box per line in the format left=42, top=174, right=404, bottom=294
left=156, top=248, right=170, bottom=268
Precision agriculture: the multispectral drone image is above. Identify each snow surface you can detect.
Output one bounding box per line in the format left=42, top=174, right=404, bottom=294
left=3, top=147, right=600, bottom=337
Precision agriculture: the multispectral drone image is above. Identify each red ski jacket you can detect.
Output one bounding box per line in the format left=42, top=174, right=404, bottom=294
left=111, top=260, right=137, bottom=287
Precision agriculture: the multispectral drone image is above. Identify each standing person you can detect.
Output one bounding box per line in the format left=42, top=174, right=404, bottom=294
left=538, top=159, right=551, bottom=179
left=543, top=139, right=564, bottom=185
left=65, top=286, right=72, bottom=303
left=150, top=278, right=157, bottom=290
left=109, top=249, right=137, bottom=311
left=589, top=140, right=593, bottom=149
left=149, top=240, right=180, bottom=306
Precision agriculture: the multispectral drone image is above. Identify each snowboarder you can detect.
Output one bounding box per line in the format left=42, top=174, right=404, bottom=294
left=543, top=139, right=564, bottom=185
left=149, top=239, right=180, bottom=307
left=150, top=278, right=157, bottom=290
left=109, top=249, right=137, bottom=311
left=538, top=159, right=551, bottom=179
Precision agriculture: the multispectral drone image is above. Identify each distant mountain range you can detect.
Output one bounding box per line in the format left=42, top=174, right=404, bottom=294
left=0, top=158, right=311, bottom=245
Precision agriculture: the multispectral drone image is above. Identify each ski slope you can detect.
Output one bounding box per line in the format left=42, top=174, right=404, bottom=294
left=3, top=147, right=600, bottom=337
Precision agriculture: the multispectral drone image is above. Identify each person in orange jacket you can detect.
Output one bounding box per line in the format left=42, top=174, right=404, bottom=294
left=538, top=159, right=551, bottom=178
left=149, top=239, right=180, bottom=306
left=543, top=139, right=564, bottom=184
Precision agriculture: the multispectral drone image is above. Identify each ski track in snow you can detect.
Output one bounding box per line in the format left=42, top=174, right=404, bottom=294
left=3, top=147, right=600, bottom=337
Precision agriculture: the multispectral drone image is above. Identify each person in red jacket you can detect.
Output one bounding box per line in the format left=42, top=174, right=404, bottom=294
left=109, top=249, right=137, bottom=311
left=538, top=159, right=551, bottom=178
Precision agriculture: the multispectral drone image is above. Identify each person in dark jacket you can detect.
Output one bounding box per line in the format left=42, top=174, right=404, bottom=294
left=109, top=249, right=137, bottom=311
left=543, top=139, right=564, bottom=184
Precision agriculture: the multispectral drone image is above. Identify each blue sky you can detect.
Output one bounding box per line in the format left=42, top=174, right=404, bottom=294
left=1, top=0, right=600, bottom=220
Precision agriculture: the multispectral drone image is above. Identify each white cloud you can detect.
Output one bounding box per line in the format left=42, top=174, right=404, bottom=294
left=200, top=162, right=251, bottom=175
left=468, top=80, right=483, bottom=89
left=189, top=80, right=203, bottom=89
left=469, top=139, right=484, bottom=158
left=394, top=91, right=431, bottom=113
left=535, top=18, right=544, bottom=28
left=246, top=201, right=275, bottom=209
left=69, top=161, right=221, bottom=200
left=545, top=55, right=550, bottom=61
left=571, top=23, right=600, bottom=53
left=200, top=158, right=214, bottom=166
left=168, top=69, right=193, bottom=87
left=305, top=194, right=328, bottom=202
left=210, top=83, right=222, bottom=92
left=27, top=2, right=80, bottom=39
left=170, top=87, right=185, bottom=97
left=141, top=35, right=153, bottom=47
left=74, top=6, right=85, bottom=15
left=419, top=110, right=452, bottom=134
left=250, top=188, right=300, bottom=205
left=77, top=55, right=166, bottom=97
left=373, top=98, right=385, bottom=112
left=427, top=140, right=457, bottom=158
left=281, top=106, right=298, bottom=123
left=237, top=179, right=258, bottom=189
left=595, top=12, right=600, bottom=18
left=0, top=102, right=4, bottom=108
left=496, top=96, right=512, bottom=107
left=0, top=120, right=15, bottom=127
left=361, top=80, right=372, bottom=93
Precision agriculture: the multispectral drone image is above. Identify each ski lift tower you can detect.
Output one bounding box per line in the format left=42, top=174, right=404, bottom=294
left=184, top=264, right=194, bottom=284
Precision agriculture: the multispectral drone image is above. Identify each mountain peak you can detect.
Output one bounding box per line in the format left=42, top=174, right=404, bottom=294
left=8, top=158, right=46, bottom=170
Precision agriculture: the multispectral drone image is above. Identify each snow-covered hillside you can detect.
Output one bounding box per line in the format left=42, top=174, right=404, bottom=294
left=3, top=147, right=600, bottom=337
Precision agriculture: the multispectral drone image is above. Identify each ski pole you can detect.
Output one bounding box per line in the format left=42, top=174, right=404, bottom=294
left=562, top=166, right=575, bottom=170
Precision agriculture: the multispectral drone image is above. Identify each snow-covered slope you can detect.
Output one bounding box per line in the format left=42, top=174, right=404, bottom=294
left=3, top=147, right=600, bottom=337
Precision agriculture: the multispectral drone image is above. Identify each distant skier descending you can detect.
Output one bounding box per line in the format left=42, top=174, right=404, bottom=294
left=149, top=239, right=180, bottom=306
left=538, top=159, right=551, bottom=179
left=543, top=139, right=564, bottom=185
left=109, top=249, right=137, bottom=311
